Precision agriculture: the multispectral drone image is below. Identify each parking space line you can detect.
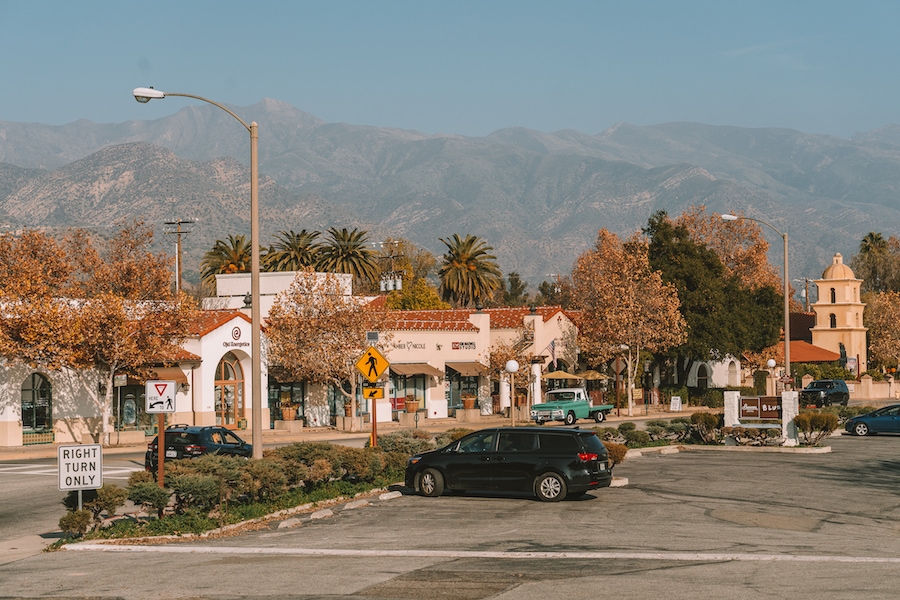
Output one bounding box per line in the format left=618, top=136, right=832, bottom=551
left=65, top=544, right=900, bottom=564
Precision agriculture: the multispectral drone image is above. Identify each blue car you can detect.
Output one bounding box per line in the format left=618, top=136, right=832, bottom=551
left=845, top=405, right=900, bottom=436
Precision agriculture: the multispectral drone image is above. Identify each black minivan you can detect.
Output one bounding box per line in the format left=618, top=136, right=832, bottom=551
left=405, top=427, right=612, bottom=502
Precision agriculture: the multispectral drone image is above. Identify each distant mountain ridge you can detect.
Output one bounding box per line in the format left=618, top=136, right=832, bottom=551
left=2, top=100, right=899, bottom=285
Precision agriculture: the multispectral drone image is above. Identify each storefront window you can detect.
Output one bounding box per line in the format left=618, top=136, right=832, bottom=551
left=112, top=385, right=154, bottom=432
left=21, top=373, right=52, bottom=432
left=389, top=374, right=426, bottom=411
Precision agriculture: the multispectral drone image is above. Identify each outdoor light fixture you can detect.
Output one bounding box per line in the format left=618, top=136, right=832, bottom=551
left=505, top=359, right=519, bottom=428
left=721, top=213, right=791, bottom=388
left=133, top=86, right=263, bottom=459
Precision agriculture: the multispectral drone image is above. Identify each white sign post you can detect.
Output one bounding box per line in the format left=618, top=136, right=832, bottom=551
left=145, top=380, right=176, bottom=488
left=58, top=444, right=103, bottom=511
left=145, top=380, right=177, bottom=414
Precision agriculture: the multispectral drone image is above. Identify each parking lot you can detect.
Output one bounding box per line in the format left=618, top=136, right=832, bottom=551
left=2, top=432, right=900, bottom=599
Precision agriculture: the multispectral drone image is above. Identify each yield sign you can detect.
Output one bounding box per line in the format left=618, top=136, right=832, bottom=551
left=355, top=346, right=389, bottom=384
left=145, top=380, right=177, bottom=413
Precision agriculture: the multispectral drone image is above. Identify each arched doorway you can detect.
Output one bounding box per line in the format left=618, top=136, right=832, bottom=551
left=22, top=373, right=52, bottom=443
left=214, top=352, right=245, bottom=428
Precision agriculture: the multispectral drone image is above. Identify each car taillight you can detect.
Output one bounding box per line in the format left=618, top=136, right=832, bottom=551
left=184, top=445, right=205, bottom=456
left=578, top=452, right=599, bottom=462
left=148, top=443, right=157, bottom=451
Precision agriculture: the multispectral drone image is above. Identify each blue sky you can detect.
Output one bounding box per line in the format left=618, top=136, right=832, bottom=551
left=1, top=0, right=898, bottom=138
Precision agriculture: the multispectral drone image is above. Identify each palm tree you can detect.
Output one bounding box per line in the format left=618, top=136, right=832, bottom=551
left=438, top=233, right=502, bottom=307
left=859, top=232, right=887, bottom=256
left=316, top=227, right=379, bottom=283
left=200, top=234, right=254, bottom=287
left=262, top=229, right=322, bottom=272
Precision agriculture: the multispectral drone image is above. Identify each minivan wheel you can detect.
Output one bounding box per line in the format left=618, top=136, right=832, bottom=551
left=419, top=469, right=444, bottom=497
left=534, top=472, right=567, bottom=502
left=564, top=411, right=576, bottom=425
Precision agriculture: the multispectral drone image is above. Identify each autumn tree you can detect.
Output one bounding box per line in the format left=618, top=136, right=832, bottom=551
left=864, top=291, right=900, bottom=368
left=0, top=223, right=198, bottom=445
left=676, top=205, right=781, bottom=291
left=572, top=229, right=687, bottom=415
left=266, top=270, right=392, bottom=421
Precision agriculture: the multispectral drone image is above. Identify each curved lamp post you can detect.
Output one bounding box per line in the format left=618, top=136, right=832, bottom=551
left=722, top=213, right=790, bottom=388
left=133, top=87, right=263, bottom=459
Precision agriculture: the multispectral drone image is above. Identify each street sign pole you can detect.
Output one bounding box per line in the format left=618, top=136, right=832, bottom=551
left=146, top=380, right=176, bottom=489
left=370, top=374, right=377, bottom=447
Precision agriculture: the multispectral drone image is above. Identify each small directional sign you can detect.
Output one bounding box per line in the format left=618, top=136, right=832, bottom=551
left=145, top=380, right=177, bottom=413
left=356, top=346, right=390, bottom=384
left=363, top=387, right=385, bottom=399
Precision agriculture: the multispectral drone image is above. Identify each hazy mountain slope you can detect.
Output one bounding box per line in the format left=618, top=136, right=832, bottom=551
left=2, top=102, right=900, bottom=283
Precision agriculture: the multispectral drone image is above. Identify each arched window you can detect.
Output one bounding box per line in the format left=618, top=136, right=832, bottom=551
left=830, top=314, right=837, bottom=328
left=830, top=288, right=836, bottom=303
left=696, top=364, right=709, bottom=390
left=214, top=352, right=244, bottom=428
left=21, top=373, right=52, bottom=432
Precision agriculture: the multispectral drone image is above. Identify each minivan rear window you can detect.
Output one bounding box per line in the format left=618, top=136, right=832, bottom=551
left=538, top=433, right=579, bottom=452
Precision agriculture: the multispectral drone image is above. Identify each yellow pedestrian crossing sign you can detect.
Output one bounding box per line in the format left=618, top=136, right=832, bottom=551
left=356, top=346, right=389, bottom=383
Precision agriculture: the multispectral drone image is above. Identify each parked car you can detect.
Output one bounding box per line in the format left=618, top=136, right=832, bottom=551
left=845, top=404, right=900, bottom=436
left=405, top=426, right=612, bottom=502
left=799, top=379, right=850, bottom=407
left=144, top=425, right=252, bottom=470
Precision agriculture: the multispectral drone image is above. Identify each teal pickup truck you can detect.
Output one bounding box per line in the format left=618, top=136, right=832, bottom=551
left=531, top=387, right=614, bottom=425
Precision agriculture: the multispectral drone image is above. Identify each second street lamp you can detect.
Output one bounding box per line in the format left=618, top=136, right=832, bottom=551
left=133, top=87, right=264, bottom=459
left=721, top=212, right=791, bottom=388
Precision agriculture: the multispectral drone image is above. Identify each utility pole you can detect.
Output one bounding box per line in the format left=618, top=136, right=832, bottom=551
left=165, top=219, right=195, bottom=294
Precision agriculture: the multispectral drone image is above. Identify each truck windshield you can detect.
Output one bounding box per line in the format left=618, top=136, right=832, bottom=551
left=547, top=392, right=576, bottom=401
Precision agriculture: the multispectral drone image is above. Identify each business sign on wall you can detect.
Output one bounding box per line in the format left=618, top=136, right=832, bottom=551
left=739, top=396, right=781, bottom=420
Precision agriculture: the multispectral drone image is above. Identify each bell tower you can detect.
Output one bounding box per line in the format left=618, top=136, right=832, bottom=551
left=810, top=253, right=867, bottom=374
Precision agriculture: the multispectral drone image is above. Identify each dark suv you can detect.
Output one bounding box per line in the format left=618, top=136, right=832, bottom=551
left=145, top=425, right=252, bottom=470
left=799, top=379, right=850, bottom=407
left=405, top=427, right=612, bottom=502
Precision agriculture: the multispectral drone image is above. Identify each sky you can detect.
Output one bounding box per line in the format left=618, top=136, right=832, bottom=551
left=1, top=0, right=899, bottom=138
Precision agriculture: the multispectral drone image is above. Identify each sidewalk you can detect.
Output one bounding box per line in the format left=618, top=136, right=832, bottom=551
left=0, top=404, right=703, bottom=461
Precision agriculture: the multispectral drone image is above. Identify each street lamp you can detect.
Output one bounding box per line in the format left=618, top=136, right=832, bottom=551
left=505, top=359, right=519, bottom=427
left=722, top=213, right=791, bottom=388
left=133, top=87, right=263, bottom=459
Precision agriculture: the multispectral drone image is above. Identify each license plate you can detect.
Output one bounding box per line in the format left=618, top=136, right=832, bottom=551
left=165, top=450, right=178, bottom=458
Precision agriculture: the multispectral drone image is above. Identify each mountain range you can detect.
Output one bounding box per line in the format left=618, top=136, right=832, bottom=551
left=2, top=98, right=900, bottom=288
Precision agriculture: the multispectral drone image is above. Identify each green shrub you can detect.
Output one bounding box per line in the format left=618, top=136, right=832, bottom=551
left=623, top=429, right=651, bottom=446
left=794, top=411, right=839, bottom=446
left=128, top=470, right=155, bottom=486
left=59, top=509, right=93, bottom=537
left=690, top=412, right=721, bottom=444
left=374, top=429, right=436, bottom=455
left=617, top=421, right=637, bottom=433
left=127, top=482, right=171, bottom=518
left=169, top=474, right=222, bottom=514
left=434, top=428, right=474, bottom=447
left=696, top=389, right=724, bottom=408
left=85, top=484, right=128, bottom=521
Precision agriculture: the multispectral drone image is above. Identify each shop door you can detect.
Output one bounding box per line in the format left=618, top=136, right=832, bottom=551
left=215, top=352, right=245, bottom=428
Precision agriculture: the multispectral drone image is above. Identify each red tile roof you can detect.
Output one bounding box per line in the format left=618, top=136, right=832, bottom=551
left=790, top=340, right=841, bottom=363
left=187, top=310, right=251, bottom=337
left=383, top=305, right=575, bottom=332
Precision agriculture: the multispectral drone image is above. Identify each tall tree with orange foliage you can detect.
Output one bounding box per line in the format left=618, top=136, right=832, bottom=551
left=572, top=229, right=686, bottom=415
left=0, top=223, right=198, bottom=445
left=266, top=269, right=392, bottom=425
